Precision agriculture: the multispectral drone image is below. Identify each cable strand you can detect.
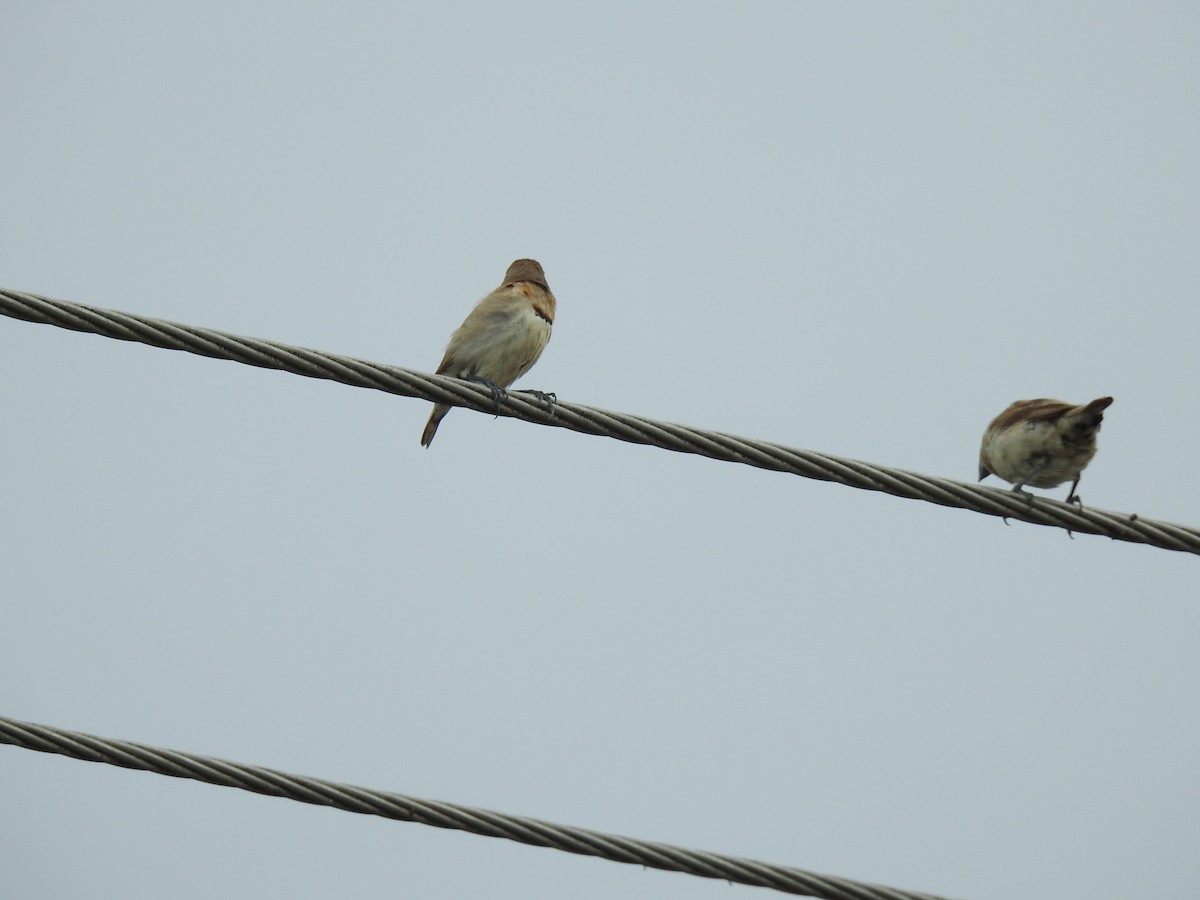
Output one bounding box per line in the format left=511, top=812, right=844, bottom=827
left=2, top=286, right=1197, bottom=555
left=0, top=715, right=954, bottom=900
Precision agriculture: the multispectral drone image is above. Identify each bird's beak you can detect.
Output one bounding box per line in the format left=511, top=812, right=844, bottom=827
left=978, top=467, right=991, bottom=482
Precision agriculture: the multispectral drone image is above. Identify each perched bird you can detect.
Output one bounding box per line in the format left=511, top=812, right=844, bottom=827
left=978, top=396, right=1113, bottom=504
left=420, top=258, right=556, bottom=447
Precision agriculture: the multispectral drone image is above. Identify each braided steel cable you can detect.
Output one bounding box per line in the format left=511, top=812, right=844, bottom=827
left=2, top=285, right=1197, bottom=555
left=0, top=715, right=953, bottom=900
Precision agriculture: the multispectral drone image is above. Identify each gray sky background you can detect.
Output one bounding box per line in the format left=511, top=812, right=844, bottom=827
left=3, top=4, right=1198, bottom=899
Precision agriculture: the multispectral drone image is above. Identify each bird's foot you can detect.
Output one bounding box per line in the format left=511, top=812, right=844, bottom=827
left=1000, top=483, right=1036, bottom=525
left=1063, top=489, right=1084, bottom=539
left=1064, top=477, right=1084, bottom=508
left=464, top=375, right=507, bottom=415
left=520, top=390, right=557, bottom=416
left=1011, top=484, right=1036, bottom=507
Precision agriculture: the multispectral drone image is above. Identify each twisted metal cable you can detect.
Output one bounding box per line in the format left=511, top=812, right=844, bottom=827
left=2, top=285, right=1197, bottom=555
left=0, top=715, right=953, bottom=900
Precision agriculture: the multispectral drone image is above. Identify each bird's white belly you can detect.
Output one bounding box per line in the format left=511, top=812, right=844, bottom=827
left=453, top=307, right=550, bottom=387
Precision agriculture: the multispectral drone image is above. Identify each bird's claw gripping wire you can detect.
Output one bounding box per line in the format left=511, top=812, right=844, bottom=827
left=1001, top=482, right=1037, bottom=525
left=520, top=390, right=557, bottom=417
left=464, top=375, right=507, bottom=416
left=1062, top=477, right=1086, bottom=539
left=1065, top=475, right=1084, bottom=508
left=1011, top=483, right=1036, bottom=506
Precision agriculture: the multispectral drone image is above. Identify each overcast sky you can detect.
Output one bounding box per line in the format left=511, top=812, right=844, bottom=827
left=3, top=4, right=1198, bottom=899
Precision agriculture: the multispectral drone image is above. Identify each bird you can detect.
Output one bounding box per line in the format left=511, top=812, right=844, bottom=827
left=978, top=396, right=1113, bottom=505
left=420, top=258, right=556, bottom=447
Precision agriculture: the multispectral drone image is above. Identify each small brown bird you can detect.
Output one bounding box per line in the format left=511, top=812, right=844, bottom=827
left=420, top=258, right=556, bottom=447
left=978, top=396, right=1113, bottom=504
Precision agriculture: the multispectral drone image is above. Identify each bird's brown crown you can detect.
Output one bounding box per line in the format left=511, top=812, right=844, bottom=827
left=503, top=258, right=549, bottom=290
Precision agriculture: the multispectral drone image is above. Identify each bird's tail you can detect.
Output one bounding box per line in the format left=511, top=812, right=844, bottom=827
left=420, top=403, right=451, bottom=447
left=1063, top=396, right=1113, bottom=438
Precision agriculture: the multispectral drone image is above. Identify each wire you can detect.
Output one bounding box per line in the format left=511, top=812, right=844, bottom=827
left=2, top=286, right=1197, bottom=556
left=0, top=714, right=953, bottom=900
